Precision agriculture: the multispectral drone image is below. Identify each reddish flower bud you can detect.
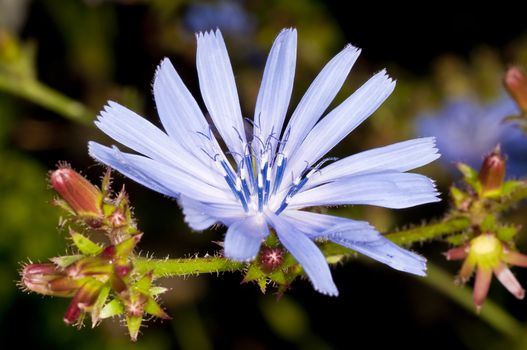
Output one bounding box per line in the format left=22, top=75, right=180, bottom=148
left=260, top=247, right=284, bottom=272
left=478, top=147, right=505, bottom=195
left=64, top=280, right=103, bottom=325
left=21, top=263, right=78, bottom=297
left=504, top=66, right=527, bottom=112
left=50, top=166, right=102, bottom=217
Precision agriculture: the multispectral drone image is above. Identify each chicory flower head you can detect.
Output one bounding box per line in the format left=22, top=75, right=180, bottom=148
left=89, top=29, right=440, bottom=295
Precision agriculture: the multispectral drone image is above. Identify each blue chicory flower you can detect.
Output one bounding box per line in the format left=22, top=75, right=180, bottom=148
left=89, top=29, right=440, bottom=295
left=183, top=1, right=255, bottom=36
left=416, top=96, right=527, bottom=177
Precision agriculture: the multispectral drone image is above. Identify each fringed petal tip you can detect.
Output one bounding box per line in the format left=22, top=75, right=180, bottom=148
left=314, top=285, right=339, bottom=297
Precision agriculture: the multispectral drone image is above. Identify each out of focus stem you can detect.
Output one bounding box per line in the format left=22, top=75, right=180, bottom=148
left=0, top=74, right=93, bottom=125
left=423, top=263, right=524, bottom=339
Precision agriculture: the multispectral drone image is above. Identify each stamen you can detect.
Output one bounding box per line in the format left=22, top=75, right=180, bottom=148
left=257, top=172, right=264, bottom=212
left=275, top=196, right=290, bottom=215
left=263, top=164, right=271, bottom=204
left=271, top=154, right=286, bottom=195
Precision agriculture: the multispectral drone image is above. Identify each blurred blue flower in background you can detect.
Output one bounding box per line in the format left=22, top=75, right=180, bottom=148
left=416, top=96, right=527, bottom=177
left=183, top=1, right=255, bottom=36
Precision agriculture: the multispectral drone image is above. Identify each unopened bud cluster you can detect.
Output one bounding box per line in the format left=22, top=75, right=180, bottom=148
left=21, top=166, right=169, bottom=341
left=447, top=149, right=527, bottom=309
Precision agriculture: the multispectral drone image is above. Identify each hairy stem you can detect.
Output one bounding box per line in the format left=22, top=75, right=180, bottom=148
left=0, top=74, right=93, bottom=125
left=135, top=256, right=244, bottom=277
left=136, top=217, right=471, bottom=278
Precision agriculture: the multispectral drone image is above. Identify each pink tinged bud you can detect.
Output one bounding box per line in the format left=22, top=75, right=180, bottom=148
left=504, top=66, right=527, bottom=112
left=50, top=166, right=102, bottom=217
left=21, top=263, right=78, bottom=297
left=478, top=147, right=506, bottom=195
left=493, top=263, right=525, bottom=300
left=260, top=247, right=285, bottom=272
left=63, top=280, right=103, bottom=325
left=445, top=246, right=468, bottom=261
left=473, top=267, right=492, bottom=311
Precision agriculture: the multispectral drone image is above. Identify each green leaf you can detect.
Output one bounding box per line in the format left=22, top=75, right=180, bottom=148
left=457, top=163, right=480, bottom=191
left=70, top=231, right=103, bottom=255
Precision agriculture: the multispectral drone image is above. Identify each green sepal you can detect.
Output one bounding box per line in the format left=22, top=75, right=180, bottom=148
left=480, top=214, right=496, bottom=232
left=496, top=225, right=519, bottom=242
left=243, top=264, right=265, bottom=283
left=149, top=286, right=168, bottom=296
left=501, top=180, right=523, bottom=196
left=114, top=234, right=141, bottom=260
left=99, top=299, right=124, bottom=319
left=70, top=231, right=103, bottom=255
left=450, top=186, right=468, bottom=210
left=446, top=233, right=470, bottom=246
left=134, top=272, right=153, bottom=294
left=457, top=163, right=481, bottom=193
left=90, top=285, right=111, bottom=326
left=50, top=254, right=83, bottom=268
left=126, top=315, right=143, bottom=342
left=144, top=298, right=170, bottom=319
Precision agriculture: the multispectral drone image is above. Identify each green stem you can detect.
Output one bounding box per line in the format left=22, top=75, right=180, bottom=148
left=0, top=74, right=93, bottom=125
left=135, top=256, right=244, bottom=277
left=136, top=217, right=471, bottom=278
left=422, top=263, right=524, bottom=339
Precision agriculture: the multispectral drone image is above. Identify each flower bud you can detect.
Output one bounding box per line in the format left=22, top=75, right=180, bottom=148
left=64, top=280, right=103, bottom=325
left=21, top=263, right=79, bottom=297
left=50, top=166, right=102, bottom=217
left=504, top=66, right=527, bottom=112
left=478, top=147, right=505, bottom=195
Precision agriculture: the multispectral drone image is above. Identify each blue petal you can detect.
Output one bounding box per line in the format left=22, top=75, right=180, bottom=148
left=324, top=223, right=426, bottom=276
left=89, top=141, right=177, bottom=198
left=281, top=210, right=426, bottom=276
left=280, top=45, right=361, bottom=160
left=283, top=71, right=395, bottom=190
left=224, top=216, right=269, bottom=261
left=179, top=195, right=245, bottom=230
left=153, top=58, right=222, bottom=167
left=253, top=28, right=297, bottom=155
left=281, top=210, right=372, bottom=238
left=266, top=212, right=338, bottom=296
left=196, top=29, right=247, bottom=155
left=289, top=172, right=440, bottom=209
left=305, top=137, right=440, bottom=190
left=95, top=101, right=225, bottom=189
left=89, top=142, right=237, bottom=205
